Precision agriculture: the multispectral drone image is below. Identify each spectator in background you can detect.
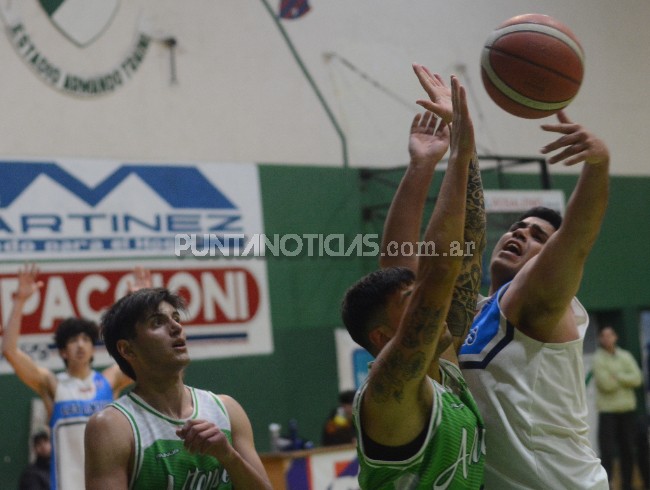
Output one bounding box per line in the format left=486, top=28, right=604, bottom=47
left=321, top=390, right=356, bottom=446
left=593, top=325, right=644, bottom=489
left=19, top=429, right=51, bottom=490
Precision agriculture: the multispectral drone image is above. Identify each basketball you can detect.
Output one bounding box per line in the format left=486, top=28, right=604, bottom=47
left=480, top=14, right=584, bottom=119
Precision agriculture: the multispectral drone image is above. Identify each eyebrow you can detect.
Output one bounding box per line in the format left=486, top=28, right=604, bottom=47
left=529, top=223, right=550, bottom=240
left=145, top=310, right=180, bottom=322
left=512, top=221, right=550, bottom=240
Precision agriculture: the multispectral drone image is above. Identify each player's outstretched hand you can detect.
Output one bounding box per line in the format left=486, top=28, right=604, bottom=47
left=409, top=111, right=450, bottom=167
left=448, top=75, right=474, bottom=164
left=413, top=63, right=453, bottom=124
left=14, top=263, right=44, bottom=302
left=127, top=266, right=152, bottom=293
left=540, top=111, right=609, bottom=166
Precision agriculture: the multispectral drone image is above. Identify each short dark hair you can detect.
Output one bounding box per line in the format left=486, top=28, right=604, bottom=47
left=54, top=318, right=100, bottom=367
left=54, top=318, right=99, bottom=350
left=32, top=430, right=49, bottom=446
left=517, top=206, right=562, bottom=231
left=341, top=267, right=415, bottom=354
left=101, top=288, right=186, bottom=380
left=338, top=389, right=356, bottom=405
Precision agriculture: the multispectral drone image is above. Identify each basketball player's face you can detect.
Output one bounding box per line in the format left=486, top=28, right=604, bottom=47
left=60, top=333, right=94, bottom=366
left=490, top=217, right=556, bottom=281
left=132, top=301, right=189, bottom=370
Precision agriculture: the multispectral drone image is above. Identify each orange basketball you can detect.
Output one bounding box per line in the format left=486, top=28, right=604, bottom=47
left=481, top=14, right=584, bottom=119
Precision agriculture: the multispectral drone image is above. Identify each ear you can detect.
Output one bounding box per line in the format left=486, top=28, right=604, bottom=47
left=367, top=325, right=392, bottom=353
left=116, top=339, right=135, bottom=361
left=58, top=349, right=68, bottom=361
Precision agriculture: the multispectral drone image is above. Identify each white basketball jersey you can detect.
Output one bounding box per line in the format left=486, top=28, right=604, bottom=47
left=50, top=370, right=113, bottom=490
left=459, top=284, right=608, bottom=489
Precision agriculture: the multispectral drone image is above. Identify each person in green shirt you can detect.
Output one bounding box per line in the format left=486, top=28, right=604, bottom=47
left=341, top=66, right=485, bottom=490
left=593, top=325, right=644, bottom=489
left=83, top=288, right=271, bottom=489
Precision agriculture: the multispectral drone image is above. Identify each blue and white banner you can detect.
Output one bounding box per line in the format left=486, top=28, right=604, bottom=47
left=0, top=159, right=273, bottom=373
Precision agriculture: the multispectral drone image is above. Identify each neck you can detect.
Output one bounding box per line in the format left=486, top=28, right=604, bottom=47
left=488, top=276, right=508, bottom=296
left=132, top=375, right=191, bottom=419
left=488, top=265, right=514, bottom=296
left=66, top=364, right=92, bottom=379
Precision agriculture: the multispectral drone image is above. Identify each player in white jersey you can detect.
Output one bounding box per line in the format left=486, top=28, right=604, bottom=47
left=383, top=64, right=610, bottom=488
left=1, top=264, right=133, bottom=490
left=84, top=287, right=271, bottom=489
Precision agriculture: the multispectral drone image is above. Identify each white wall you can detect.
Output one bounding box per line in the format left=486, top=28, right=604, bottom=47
left=1, top=0, right=648, bottom=174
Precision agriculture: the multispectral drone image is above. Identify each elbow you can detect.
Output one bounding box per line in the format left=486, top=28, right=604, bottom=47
left=1, top=346, right=13, bottom=360
left=379, top=255, right=418, bottom=272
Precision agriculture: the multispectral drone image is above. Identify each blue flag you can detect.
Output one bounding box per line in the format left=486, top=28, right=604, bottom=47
left=279, top=0, right=311, bottom=20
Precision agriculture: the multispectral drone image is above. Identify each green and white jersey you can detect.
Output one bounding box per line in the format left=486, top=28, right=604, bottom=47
left=111, top=387, right=233, bottom=490
left=353, top=360, right=485, bottom=490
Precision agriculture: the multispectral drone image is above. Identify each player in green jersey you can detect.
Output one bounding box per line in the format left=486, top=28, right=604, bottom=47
left=341, top=68, right=485, bottom=489
left=83, top=288, right=271, bottom=489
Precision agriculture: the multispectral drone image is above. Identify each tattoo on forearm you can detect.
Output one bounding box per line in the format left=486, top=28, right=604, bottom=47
left=464, top=155, right=487, bottom=254
left=370, top=307, right=443, bottom=404
left=447, top=154, right=486, bottom=341
left=401, top=305, right=442, bottom=349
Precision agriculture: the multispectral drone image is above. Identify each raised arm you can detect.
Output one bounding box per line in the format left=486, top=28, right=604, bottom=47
left=380, top=66, right=452, bottom=271
left=446, top=154, right=486, bottom=353
left=397, top=64, right=486, bottom=353
left=101, top=364, right=133, bottom=398
left=126, top=265, right=152, bottom=293
left=502, top=112, right=609, bottom=341
left=177, top=395, right=271, bottom=489
left=380, top=111, right=449, bottom=271
left=0, top=264, right=56, bottom=405
left=363, top=76, right=474, bottom=446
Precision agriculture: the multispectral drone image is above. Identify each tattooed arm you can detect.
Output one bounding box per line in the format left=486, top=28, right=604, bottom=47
left=382, top=67, right=486, bottom=356
left=362, top=75, right=474, bottom=447
left=380, top=68, right=452, bottom=271
left=445, top=155, right=486, bottom=354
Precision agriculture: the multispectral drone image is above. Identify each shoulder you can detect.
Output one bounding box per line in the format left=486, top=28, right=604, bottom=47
left=214, top=394, right=254, bottom=433
left=87, top=405, right=132, bottom=443
left=217, top=394, right=245, bottom=417
left=85, top=406, right=133, bottom=487
left=85, top=406, right=133, bottom=466
left=620, top=348, right=638, bottom=360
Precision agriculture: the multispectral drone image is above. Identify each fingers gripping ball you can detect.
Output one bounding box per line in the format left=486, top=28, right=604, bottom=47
left=481, top=13, right=584, bottom=119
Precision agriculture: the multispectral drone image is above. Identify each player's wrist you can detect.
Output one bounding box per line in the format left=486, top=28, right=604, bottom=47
left=409, top=150, right=444, bottom=167
left=215, top=445, right=239, bottom=467
left=11, top=292, right=30, bottom=303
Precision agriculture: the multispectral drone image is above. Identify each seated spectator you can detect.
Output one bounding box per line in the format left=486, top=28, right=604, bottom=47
left=321, top=390, right=356, bottom=446
left=19, top=429, right=51, bottom=490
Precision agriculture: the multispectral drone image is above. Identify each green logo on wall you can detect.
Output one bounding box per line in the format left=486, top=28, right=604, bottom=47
left=0, top=0, right=152, bottom=97
left=38, top=0, right=119, bottom=47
